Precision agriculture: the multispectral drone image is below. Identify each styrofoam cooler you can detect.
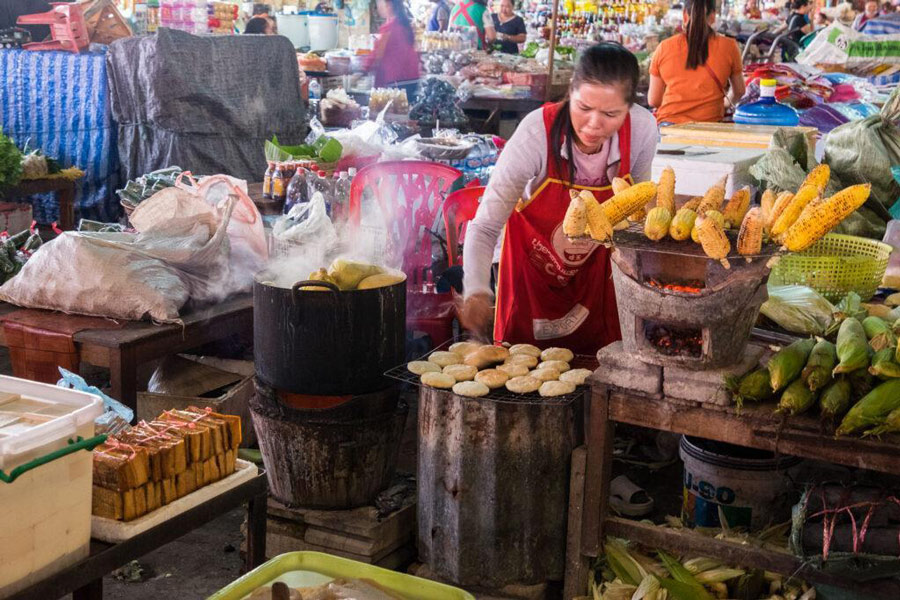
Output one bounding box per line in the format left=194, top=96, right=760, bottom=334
left=651, top=144, right=767, bottom=199
left=308, top=14, right=338, bottom=51
left=0, top=376, right=104, bottom=598
left=277, top=12, right=310, bottom=49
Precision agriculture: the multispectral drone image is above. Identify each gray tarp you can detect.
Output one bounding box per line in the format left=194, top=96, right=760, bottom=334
left=106, top=28, right=307, bottom=182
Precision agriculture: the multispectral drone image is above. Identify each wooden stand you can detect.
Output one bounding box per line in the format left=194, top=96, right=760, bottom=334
left=563, top=363, right=900, bottom=599
left=6, top=177, right=77, bottom=230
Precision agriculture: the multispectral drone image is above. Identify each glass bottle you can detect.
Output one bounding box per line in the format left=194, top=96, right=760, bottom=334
left=271, top=162, right=287, bottom=203
left=263, top=161, right=275, bottom=199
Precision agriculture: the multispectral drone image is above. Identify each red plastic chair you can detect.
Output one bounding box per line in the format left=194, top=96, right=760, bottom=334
left=17, top=3, right=90, bottom=53
left=442, top=186, right=484, bottom=267
left=348, top=161, right=463, bottom=348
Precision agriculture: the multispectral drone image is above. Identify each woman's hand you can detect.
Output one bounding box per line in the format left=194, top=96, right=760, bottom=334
left=459, top=292, right=494, bottom=339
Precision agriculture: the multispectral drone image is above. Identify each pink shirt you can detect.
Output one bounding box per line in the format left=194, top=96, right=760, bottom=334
left=365, top=19, right=421, bottom=87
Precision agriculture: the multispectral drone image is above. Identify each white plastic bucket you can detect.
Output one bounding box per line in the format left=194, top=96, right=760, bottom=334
left=308, top=14, right=338, bottom=52
left=680, top=436, right=802, bottom=531
left=277, top=12, right=309, bottom=49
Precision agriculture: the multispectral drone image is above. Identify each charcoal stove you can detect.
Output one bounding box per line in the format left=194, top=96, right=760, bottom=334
left=609, top=225, right=779, bottom=370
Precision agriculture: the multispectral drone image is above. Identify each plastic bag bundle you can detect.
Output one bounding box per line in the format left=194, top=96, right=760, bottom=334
left=760, top=285, right=836, bottom=335
left=56, top=367, right=133, bottom=435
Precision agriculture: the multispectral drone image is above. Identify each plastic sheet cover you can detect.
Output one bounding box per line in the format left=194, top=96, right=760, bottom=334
left=106, top=28, right=307, bottom=184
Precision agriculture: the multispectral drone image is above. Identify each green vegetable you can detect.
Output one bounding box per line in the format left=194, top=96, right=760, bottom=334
left=725, top=369, right=773, bottom=408
left=833, top=318, right=870, bottom=375
left=836, top=379, right=900, bottom=435
left=862, top=316, right=897, bottom=351
left=777, top=378, right=817, bottom=416
left=801, top=340, right=836, bottom=391
left=767, top=338, right=815, bottom=392
left=865, top=406, right=900, bottom=437
left=657, top=551, right=713, bottom=600
left=847, top=367, right=875, bottom=400
left=819, top=378, right=852, bottom=421
left=22, top=232, right=42, bottom=252
left=0, top=127, right=23, bottom=192
left=316, top=137, right=343, bottom=163
left=869, top=348, right=900, bottom=379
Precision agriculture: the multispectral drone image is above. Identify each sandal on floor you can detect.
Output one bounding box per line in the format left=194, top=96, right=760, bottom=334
left=609, top=474, right=654, bottom=517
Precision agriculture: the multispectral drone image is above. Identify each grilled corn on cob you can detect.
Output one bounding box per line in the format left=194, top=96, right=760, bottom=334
left=602, top=181, right=658, bottom=225
left=697, top=175, right=727, bottom=214
left=691, top=210, right=725, bottom=243
left=783, top=184, right=872, bottom=252
left=656, top=166, right=676, bottom=213
left=722, top=186, right=751, bottom=228
left=695, top=215, right=731, bottom=269
left=582, top=192, right=614, bottom=242
left=612, top=177, right=631, bottom=195
left=669, top=208, right=697, bottom=241
left=563, top=192, right=587, bottom=237
left=681, top=196, right=702, bottom=211
left=801, top=163, right=830, bottom=193
left=766, top=191, right=794, bottom=234
left=759, top=189, right=776, bottom=228
left=612, top=177, right=647, bottom=223
left=736, top=207, right=764, bottom=259
left=644, top=206, right=672, bottom=241
left=771, top=184, right=819, bottom=238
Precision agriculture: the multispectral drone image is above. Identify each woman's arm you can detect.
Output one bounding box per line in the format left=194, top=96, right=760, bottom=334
left=728, top=40, right=746, bottom=104
left=648, top=74, right=665, bottom=108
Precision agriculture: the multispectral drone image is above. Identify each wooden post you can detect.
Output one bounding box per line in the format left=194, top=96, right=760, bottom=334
left=546, top=0, right=560, bottom=102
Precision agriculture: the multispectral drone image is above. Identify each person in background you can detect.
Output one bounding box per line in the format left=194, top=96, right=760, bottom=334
left=490, top=0, right=527, bottom=54
left=852, top=0, right=879, bottom=28
left=786, top=0, right=812, bottom=43
left=244, top=15, right=276, bottom=33
left=427, top=0, right=451, bottom=31
left=813, top=10, right=831, bottom=29
left=363, top=0, right=421, bottom=98
left=449, top=0, right=496, bottom=49
left=648, top=0, right=745, bottom=125
left=744, top=0, right=762, bottom=19
left=881, top=2, right=895, bottom=14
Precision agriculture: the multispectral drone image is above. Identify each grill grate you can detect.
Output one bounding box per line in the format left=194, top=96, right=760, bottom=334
left=384, top=339, right=596, bottom=406
left=602, top=223, right=782, bottom=260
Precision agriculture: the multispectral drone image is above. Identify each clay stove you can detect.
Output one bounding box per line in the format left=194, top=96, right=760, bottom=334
left=609, top=228, right=776, bottom=370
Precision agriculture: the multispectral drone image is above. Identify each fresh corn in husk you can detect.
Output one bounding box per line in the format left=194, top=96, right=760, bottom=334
left=847, top=367, right=875, bottom=400
left=861, top=316, right=897, bottom=352
left=697, top=176, right=727, bottom=214
left=869, top=347, right=900, bottom=379
left=656, top=166, right=676, bottom=214
left=694, top=568, right=746, bottom=584
left=766, top=191, right=795, bottom=234
left=819, top=378, right=852, bottom=421
left=722, top=187, right=751, bottom=229
left=670, top=208, right=697, bottom=241
left=782, top=184, right=872, bottom=253
left=777, top=378, right=818, bottom=416
left=603, top=181, right=658, bottom=225
left=836, top=379, right=900, bottom=435
left=833, top=318, right=870, bottom=375
left=886, top=292, right=900, bottom=308
left=737, top=207, right=764, bottom=259
left=682, top=558, right=722, bottom=575
left=771, top=184, right=819, bottom=238
left=802, top=340, right=837, bottom=392
left=563, top=191, right=587, bottom=237
left=694, top=215, right=731, bottom=269
left=644, top=207, right=672, bottom=241
left=801, top=163, right=830, bottom=192
left=864, top=406, right=900, bottom=437
left=725, top=368, right=773, bottom=407
left=768, top=338, right=816, bottom=392
left=862, top=303, right=896, bottom=320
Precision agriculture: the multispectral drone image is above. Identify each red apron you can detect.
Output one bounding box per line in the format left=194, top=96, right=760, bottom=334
left=493, top=102, right=632, bottom=355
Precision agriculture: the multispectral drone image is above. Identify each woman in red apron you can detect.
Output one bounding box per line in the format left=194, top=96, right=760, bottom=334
left=460, top=43, right=659, bottom=355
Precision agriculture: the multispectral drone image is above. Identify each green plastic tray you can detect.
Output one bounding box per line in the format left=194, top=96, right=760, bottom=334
left=208, top=552, right=475, bottom=600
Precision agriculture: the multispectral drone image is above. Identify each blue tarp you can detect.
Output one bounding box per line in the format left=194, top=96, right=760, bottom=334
left=0, top=47, right=120, bottom=224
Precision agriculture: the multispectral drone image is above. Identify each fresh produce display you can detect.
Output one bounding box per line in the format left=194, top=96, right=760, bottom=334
left=0, top=127, right=22, bottom=191
left=19, top=140, right=61, bottom=179
left=595, top=538, right=815, bottom=600
left=304, top=259, right=405, bottom=291
left=0, top=227, right=42, bottom=284
left=264, top=134, right=342, bottom=164
left=116, top=166, right=183, bottom=210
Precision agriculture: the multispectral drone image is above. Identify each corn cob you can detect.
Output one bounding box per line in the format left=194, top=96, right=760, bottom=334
left=862, top=316, right=897, bottom=352
left=725, top=368, right=773, bottom=408
left=737, top=207, right=764, bottom=259
left=582, top=192, right=614, bottom=242
left=626, top=208, right=646, bottom=223
left=695, top=215, right=731, bottom=269
left=697, top=176, right=727, bottom=214
left=833, top=317, right=870, bottom=375
left=802, top=340, right=837, bottom=392
left=601, top=181, right=657, bottom=225
left=759, top=189, right=776, bottom=227
left=656, top=166, right=676, bottom=213
left=644, top=206, right=672, bottom=241
left=801, top=163, right=830, bottom=193
left=836, top=379, right=900, bottom=436
left=864, top=405, right=900, bottom=437
left=681, top=196, right=702, bottom=211
left=695, top=568, right=746, bottom=584
left=782, top=184, right=872, bottom=252
left=562, top=193, right=587, bottom=237
left=765, top=191, right=794, bottom=234
left=611, top=177, right=631, bottom=195
left=683, top=557, right=723, bottom=574
left=771, top=184, right=819, bottom=238
left=768, top=338, right=816, bottom=392
left=691, top=210, right=725, bottom=243
left=669, top=208, right=697, bottom=241
left=794, top=194, right=823, bottom=225
left=870, top=348, right=900, bottom=379
left=819, top=378, right=852, bottom=422
left=612, top=177, right=646, bottom=223
left=777, top=378, right=818, bottom=416
left=722, top=186, right=751, bottom=229
left=848, top=367, right=875, bottom=400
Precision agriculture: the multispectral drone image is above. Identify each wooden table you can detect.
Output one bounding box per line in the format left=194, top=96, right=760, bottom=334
left=7, top=177, right=78, bottom=230
left=247, top=181, right=283, bottom=216
left=563, top=375, right=900, bottom=599
left=0, top=295, right=253, bottom=412
left=7, top=471, right=268, bottom=600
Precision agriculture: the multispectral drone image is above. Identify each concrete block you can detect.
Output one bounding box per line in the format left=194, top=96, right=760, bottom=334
left=663, top=344, right=765, bottom=406
left=594, top=341, right=663, bottom=396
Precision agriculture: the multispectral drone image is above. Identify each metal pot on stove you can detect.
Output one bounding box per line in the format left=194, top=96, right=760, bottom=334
left=253, top=266, right=406, bottom=396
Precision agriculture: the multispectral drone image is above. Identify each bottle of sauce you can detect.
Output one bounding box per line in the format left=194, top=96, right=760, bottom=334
left=272, top=162, right=287, bottom=204
left=263, top=161, right=275, bottom=199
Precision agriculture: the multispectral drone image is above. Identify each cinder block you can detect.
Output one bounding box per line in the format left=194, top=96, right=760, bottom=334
left=594, top=341, right=663, bottom=396
left=663, top=344, right=765, bottom=406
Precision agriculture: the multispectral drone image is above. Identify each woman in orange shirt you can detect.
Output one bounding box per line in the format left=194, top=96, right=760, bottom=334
left=648, top=0, right=746, bottom=125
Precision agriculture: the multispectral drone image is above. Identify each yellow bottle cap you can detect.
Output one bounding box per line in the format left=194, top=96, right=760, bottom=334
left=760, top=78, right=777, bottom=86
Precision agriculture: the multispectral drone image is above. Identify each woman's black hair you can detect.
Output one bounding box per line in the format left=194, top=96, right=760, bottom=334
left=549, top=43, right=639, bottom=185
left=244, top=16, right=269, bottom=34
left=791, top=0, right=809, bottom=9
left=683, top=0, right=716, bottom=69
left=383, top=0, right=415, bottom=45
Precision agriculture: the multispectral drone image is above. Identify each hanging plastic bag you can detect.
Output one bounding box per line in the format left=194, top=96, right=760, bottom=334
left=57, top=367, right=133, bottom=435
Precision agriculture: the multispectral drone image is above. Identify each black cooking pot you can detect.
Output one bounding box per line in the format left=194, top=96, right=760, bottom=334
left=253, top=274, right=406, bottom=395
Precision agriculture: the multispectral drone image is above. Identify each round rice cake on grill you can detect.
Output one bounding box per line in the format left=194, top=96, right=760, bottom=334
left=408, top=361, right=440, bottom=375
left=560, top=368, right=593, bottom=385
left=539, top=380, right=576, bottom=397
left=421, top=372, right=455, bottom=389
left=538, top=360, right=571, bottom=373
left=443, top=364, right=477, bottom=382
left=541, top=347, right=574, bottom=362
left=497, top=363, right=530, bottom=378
left=505, top=375, right=541, bottom=394
left=474, top=369, right=509, bottom=389
left=449, top=341, right=480, bottom=356
left=509, top=343, right=541, bottom=358
left=453, top=381, right=490, bottom=398
left=428, top=351, right=463, bottom=367
left=504, top=354, right=539, bottom=368
left=530, top=367, right=561, bottom=382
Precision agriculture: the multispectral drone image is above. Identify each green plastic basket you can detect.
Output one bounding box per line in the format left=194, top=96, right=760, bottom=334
left=769, top=234, right=893, bottom=302
left=208, top=552, right=475, bottom=600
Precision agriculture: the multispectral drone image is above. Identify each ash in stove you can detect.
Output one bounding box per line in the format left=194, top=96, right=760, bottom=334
left=645, top=277, right=705, bottom=295
left=644, top=323, right=703, bottom=358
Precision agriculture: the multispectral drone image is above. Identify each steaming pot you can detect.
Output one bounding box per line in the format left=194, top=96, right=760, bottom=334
left=253, top=274, right=406, bottom=395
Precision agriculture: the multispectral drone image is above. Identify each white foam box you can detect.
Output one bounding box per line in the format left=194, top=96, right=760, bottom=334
left=652, top=144, right=766, bottom=200
left=0, top=377, right=103, bottom=598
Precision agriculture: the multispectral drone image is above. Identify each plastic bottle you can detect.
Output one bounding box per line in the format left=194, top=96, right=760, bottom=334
left=284, top=166, right=310, bottom=214
left=308, top=79, right=322, bottom=101
left=263, top=161, right=275, bottom=199
left=734, top=79, right=799, bottom=127
left=331, top=171, right=351, bottom=222
left=272, top=162, right=287, bottom=203
left=134, top=1, right=149, bottom=34
left=311, top=170, right=333, bottom=214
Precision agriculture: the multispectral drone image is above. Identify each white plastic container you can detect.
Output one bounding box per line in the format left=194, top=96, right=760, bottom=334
left=0, top=376, right=103, bottom=598
left=308, top=14, right=338, bottom=51
left=278, top=12, right=310, bottom=49
left=652, top=144, right=767, bottom=199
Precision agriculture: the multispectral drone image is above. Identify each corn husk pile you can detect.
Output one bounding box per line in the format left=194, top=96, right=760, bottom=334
left=561, top=163, right=872, bottom=271
left=583, top=537, right=815, bottom=600
left=726, top=312, right=900, bottom=435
